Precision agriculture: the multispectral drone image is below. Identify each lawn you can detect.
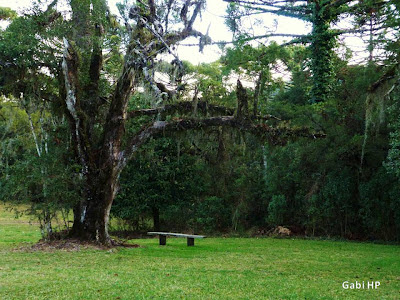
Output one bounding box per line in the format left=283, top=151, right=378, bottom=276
left=0, top=204, right=399, bottom=299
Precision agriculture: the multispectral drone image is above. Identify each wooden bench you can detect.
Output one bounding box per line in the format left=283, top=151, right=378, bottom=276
left=147, top=232, right=205, bottom=246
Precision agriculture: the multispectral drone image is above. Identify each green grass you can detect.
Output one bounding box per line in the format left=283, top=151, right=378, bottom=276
left=0, top=204, right=399, bottom=299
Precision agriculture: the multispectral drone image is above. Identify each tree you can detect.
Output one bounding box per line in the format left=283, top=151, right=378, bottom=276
left=60, top=0, right=225, bottom=244
left=1, top=0, right=316, bottom=245
left=0, top=97, right=80, bottom=239
left=223, top=0, right=360, bottom=102
left=0, top=7, right=17, bottom=20
left=112, top=137, right=208, bottom=232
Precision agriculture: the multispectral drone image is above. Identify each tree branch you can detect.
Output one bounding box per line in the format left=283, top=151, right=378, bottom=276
left=180, top=0, right=190, bottom=26
left=223, top=0, right=311, bottom=19
left=61, top=38, right=89, bottom=171
left=123, top=116, right=325, bottom=161
left=125, top=0, right=211, bottom=100
left=368, top=63, right=399, bottom=93
left=187, top=0, right=205, bottom=30
left=148, top=0, right=156, bottom=22
left=87, top=23, right=104, bottom=113
left=101, top=36, right=136, bottom=159
left=180, top=33, right=309, bottom=47
left=128, top=101, right=235, bottom=118
left=128, top=100, right=282, bottom=122
left=328, top=0, right=353, bottom=9
left=164, top=0, right=174, bottom=31
left=45, top=0, right=59, bottom=12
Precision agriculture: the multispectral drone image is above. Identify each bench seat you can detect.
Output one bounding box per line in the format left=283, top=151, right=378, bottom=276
left=147, top=231, right=205, bottom=246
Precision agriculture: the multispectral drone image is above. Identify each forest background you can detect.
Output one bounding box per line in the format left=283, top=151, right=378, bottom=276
left=0, top=0, right=400, bottom=244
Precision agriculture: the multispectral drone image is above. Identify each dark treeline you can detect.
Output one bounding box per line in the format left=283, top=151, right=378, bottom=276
left=112, top=60, right=400, bottom=241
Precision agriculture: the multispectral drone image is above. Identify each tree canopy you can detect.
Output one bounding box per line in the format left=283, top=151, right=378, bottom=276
left=1, top=0, right=400, bottom=243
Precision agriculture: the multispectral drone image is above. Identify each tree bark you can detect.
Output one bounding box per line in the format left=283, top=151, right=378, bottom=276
left=68, top=162, right=122, bottom=245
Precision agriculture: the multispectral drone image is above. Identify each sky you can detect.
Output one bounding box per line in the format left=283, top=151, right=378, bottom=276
left=0, top=0, right=366, bottom=64
left=0, top=0, right=311, bottom=64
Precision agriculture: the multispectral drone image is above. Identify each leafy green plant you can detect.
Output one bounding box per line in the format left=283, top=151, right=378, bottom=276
left=267, top=195, right=287, bottom=226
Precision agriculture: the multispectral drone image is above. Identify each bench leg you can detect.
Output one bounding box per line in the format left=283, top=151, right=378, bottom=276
left=187, top=237, right=194, bottom=246
left=159, top=235, right=166, bottom=246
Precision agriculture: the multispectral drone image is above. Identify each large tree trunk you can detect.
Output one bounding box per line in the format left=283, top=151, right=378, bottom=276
left=70, top=163, right=121, bottom=245
left=61, top=41, right=137, bottom=244
left=82, top=179, right=115, bottom=245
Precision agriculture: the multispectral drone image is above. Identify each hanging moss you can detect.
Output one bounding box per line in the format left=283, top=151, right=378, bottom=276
left=361, top=65, right=399, bottom=168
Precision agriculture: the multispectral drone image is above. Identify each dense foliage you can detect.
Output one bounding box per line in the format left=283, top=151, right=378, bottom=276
left=112, top=53, right=400, bottom=240
left=1, top=0, right=400, bottom=242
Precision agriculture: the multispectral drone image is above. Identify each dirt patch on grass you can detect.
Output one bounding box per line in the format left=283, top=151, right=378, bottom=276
left=15, top=239, right=140, bottom=252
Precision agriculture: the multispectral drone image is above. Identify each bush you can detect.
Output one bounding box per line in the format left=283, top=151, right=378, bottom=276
left=267, top=195, right=287, bottom=226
